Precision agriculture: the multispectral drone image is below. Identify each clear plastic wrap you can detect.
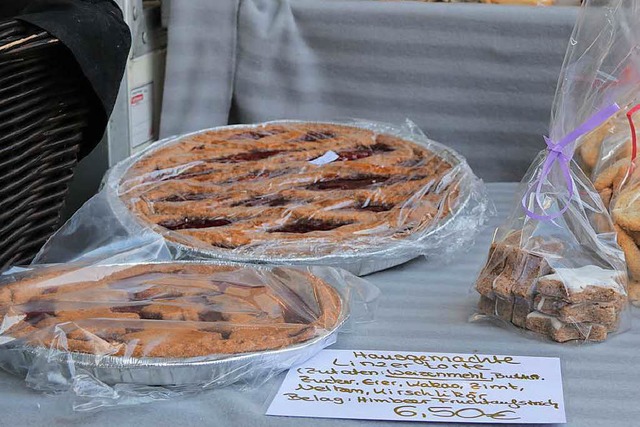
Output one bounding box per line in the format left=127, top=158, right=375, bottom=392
left=0, top=261, right=379, bottom=410
left=472, top=0, right=639, bottom=343
left=575, top=101, right=640, bottom=306
left=34, top=120, right=490, bottom=276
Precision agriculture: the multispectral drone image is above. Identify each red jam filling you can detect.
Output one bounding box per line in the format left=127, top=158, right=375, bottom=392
left=233, top=195, right=289, bottom=207
left=358, top=202, right=394, bottom=212
left=140, top=311, right=163, bottom=320
left=24, top=310, right=55, bottom=324
left=306, top=175, right=389, bottom=191
left=198, top=311, right=224, bottom=322
left=270, top=218, right=352, bottom=234
left=298, top=130, right=337, bottom=142
left=111, top=304, right=149, bottom=315
left=213, top=150, right=284, bottom=163
left=158, top=217, right=232, bottom=230
left=158, top=192, right=218, bottom=202
left=336, top=143, right=394, bottom=161
left=228, top=130, right=282, bottom=140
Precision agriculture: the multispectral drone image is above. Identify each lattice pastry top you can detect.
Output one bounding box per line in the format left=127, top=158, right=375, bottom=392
left=119, top=123, right=459, bottom=256
left=0, top=263, right=342, bottom=358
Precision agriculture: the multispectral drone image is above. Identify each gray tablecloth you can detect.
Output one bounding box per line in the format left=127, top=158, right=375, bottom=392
left=1, top=182, right=638, bottom=426
left=160, top=0, right=578, bottom=181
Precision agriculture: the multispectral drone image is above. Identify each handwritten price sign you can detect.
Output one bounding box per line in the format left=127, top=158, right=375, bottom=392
left=267, top=350, right=566, bottom=424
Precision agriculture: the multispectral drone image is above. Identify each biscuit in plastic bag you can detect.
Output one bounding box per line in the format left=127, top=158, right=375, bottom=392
left=472, top=0, right=637, bottom=342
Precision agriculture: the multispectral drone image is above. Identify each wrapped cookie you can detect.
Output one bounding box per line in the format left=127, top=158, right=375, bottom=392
left=586, top=107, right=640, bottom=305
left=472, top=0, right=637, bottom=343
left=573, top=92, right=640, bottom=305
left=0, top=261, right=379, bottom=410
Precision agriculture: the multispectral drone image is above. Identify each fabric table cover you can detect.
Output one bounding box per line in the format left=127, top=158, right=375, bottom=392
left=161, top=0, right=578, bottom=181
left=0, top=183, right=638, bottom=426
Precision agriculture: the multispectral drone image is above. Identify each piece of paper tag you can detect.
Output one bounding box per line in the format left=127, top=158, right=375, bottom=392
left=267, top=349, right=565, bottom=424
left=309, top=151, right=339, bottom=165
left=130, top=83, right=155, bottom=148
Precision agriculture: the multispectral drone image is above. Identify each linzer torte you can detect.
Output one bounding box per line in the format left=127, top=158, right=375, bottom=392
left=0, top=263, right=344, bottom=358
left=117, top=122, right=460, bottom=256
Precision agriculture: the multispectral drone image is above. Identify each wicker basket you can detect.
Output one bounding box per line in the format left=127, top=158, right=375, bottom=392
left=0, top=20, right=91, bottom=271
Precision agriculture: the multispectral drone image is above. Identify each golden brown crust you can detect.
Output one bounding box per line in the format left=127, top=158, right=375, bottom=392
left=578, top=119, right=611, bottom=170
left=594, top=159, right=629, bottom=192
left=119, top=329, right=225, bottom=358
left=0, top=263, right=343, bottom=358
left=629, top=280, right=640, bottom=306
left=613, top=182, right=640, bottom=231
left=614, top=224, right=640, bottom=281
left=118, top=123, right=458, bottom=255
left=599, top=187, right=613, bottom=208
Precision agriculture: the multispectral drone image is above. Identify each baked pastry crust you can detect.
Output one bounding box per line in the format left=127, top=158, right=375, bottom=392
left=0, top=263, right=343, bottom=358
left=118, top=123, right=458, bottom=255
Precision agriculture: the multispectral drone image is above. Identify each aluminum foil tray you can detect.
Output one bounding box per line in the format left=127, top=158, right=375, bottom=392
left=0, top=260, right=349, bottom=387
left=0, top=308, right=347, bottom=387
left=0, top=325, right=340, bottom=386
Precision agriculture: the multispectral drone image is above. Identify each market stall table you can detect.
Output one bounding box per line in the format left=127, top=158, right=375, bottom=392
left=0, top=182, right=637, bottom=426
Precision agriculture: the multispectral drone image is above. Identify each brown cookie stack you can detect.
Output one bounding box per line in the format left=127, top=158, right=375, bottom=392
left=476, top=239, right=626, bottom=342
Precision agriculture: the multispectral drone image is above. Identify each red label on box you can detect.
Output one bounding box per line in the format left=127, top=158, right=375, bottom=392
left=131, top=93, right=144, bottom=105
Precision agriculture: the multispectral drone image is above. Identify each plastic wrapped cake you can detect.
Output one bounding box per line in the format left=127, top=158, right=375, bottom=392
left=0, top=261, right=379, bottom=409
left=33, top=120, right=488, bottom=275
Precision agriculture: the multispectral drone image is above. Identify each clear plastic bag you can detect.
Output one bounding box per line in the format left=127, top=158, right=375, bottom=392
left=0, top=261, right=379, bottom=410
left=472, top=0, right=640, bottom=343
left=34, top=120, right=490, bottom=276
left=575, top=101, right=640, bottom=306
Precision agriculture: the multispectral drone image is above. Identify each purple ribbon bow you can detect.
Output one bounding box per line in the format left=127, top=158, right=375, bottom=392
left=522, top=103, right=621, bottom=221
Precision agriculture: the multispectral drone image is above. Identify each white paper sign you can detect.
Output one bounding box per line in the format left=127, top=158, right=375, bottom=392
left=267, top=349, right=565, bottom=424
left=130, top=83, right=155, bottom=149
left=309, top=151, right=339, bottom=165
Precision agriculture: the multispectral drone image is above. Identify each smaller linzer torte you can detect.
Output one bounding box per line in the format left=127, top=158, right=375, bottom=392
left=0, top=263, right=343, bottom=358
left=117, top=122, right=461, bottom=258
left=476, top=231, right=627, bottom=342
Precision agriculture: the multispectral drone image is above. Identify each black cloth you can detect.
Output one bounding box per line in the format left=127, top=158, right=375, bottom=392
left=0, top=0, right=131, bottom=158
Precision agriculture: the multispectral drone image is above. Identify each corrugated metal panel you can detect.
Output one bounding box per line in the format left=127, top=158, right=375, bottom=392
left=230, top=1, right=577, bottom=181
left=159, top=0, right=239, bottom=137
left=160, top=1, right=577, bottom=181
